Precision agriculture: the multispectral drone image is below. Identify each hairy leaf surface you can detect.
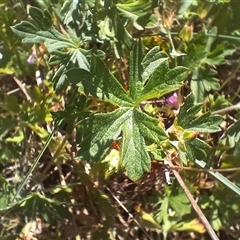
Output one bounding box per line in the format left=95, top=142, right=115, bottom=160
left=67, top=40, right=188, bottom=180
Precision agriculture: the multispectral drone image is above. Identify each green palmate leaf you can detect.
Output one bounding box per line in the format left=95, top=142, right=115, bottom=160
left=11, top=7, right=75, bottom=52
left=168, top=183, right=191, bottom=217
left=176, top=94, right=222, bottom=163
left=11, top=6, right=94, bottom=89
left=59, top=0, right=96, bottom=35
left=155, top=183, right=192, bottom=229
left=178, top=138, right=211, bottom=164
left=205, top=41, right=235, bottom=65
left=178, top=95, right=202, bottom=127
left=78, top=108, right=167, bottom=180
left=185, top=138, right=211, bottom=161
left=66, top=39, right=188, bottom=180
left=133, top=109, right=166, bottom=142
left=121, top=109, right=167, bottom=179
left=184, top=34, right=235, bottom=102
left=50, top=48, right=93, bottom=89
left=69, top=48, right=91, bottom=70
left=178, top=94, right=222, bottom=133
left=98, top=8, right=133, bottom=58
left=4, top=193, right=71, bottom=222
left=183, top=43, right=207, bottom=70
left=116, top=0, right=154, bottom=17
left=186, top=112, right=222, bottom=133
left=60, top=0, right=79, bottom=25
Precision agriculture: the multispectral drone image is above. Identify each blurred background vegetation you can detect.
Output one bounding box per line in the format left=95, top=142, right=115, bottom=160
left=0, top=0, right=240, bottom=239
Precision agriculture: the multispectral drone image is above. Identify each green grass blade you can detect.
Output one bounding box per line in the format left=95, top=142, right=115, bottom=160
left=195, top=160, right=240, bottom=196
left=13, top=128, right=56, bottom=201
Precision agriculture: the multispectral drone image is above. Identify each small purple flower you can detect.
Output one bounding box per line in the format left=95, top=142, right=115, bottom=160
left=166, top=92, right=179, bottom=109
left=27, top=51, right=37, bottom=64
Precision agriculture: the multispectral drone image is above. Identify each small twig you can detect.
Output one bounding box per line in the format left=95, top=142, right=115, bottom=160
left=7, top=87, right=27, bottom=95
left=211, top=103, right=240, bottom=115
left=167, top=160, right=219, bottom=240
left=13, top=76, right=32, bottom=102
left=56, top=162, right=66, bottom=185
left=231, top=85, right=240, bottom=102
left=140, top=99, right=165, bottom=105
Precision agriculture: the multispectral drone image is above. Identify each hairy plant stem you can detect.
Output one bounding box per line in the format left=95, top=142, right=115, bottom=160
left=212, top=103, right=240, bottom=115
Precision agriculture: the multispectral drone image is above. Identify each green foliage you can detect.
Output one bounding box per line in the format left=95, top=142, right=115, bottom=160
left=0, top=3, right=35, bottom=76
left=11, top=6, right=96, bottom=89
left=116, top=0, right=158, bottom=29
left=6, top=193, right=71, bottom=222
left=200, top=185, right=240, bottom=231
left=1, top=0, right=240, bottom=239
left=167, top=94, right=222, bottom=163
left=183, top=32, right=235, bottom=103
left=178, top=94, right=222, bottom=133
left=221, top=118, right=240, bottom=148
left=11, top=7, right=75, bottom=51
left=66, top=40, right=188, bottom=180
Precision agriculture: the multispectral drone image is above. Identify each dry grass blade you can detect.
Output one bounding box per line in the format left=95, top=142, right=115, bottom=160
left=13, top=76, right=32, bottom=102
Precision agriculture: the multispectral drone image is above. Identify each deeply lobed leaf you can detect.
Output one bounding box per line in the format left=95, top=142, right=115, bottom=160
left=66, top=58, right=134, bottom=107
left=138, top=65, right=188, bottom=104
left=66, top=40, right=189, bottom=180
left=178, top=94, right=222, bottom=133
